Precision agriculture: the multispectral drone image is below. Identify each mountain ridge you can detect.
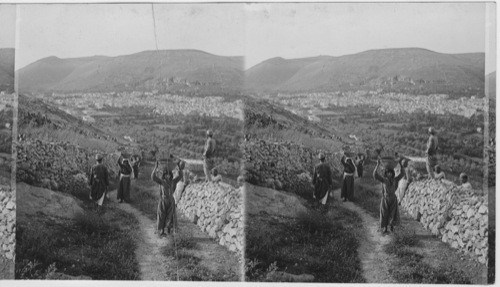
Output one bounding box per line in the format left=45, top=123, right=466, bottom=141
left=246, top=48, right=485, bottom=96
left=19, top=49, right=244, bottom=94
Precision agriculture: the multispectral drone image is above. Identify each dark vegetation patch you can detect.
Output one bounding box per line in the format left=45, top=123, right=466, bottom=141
left=245, top=205, right=365, bottom=283
left=16, top=206, right=140, bottom=280
left=385, top=228, right=471, bottom=284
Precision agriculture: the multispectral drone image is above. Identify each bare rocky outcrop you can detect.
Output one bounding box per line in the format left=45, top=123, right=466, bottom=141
left=400, top=179, right=488, bottom=264
left=177, top=181, right=243, bottom=255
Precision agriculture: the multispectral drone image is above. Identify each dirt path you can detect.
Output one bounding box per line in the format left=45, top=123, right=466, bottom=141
left=332, top=188, right=396, bottom=283
left=107, top=182, right=240, bottom=281
left=108, top=189, right=174, bottom=281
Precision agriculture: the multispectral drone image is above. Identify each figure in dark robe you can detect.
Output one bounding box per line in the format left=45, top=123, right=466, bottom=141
left=89, top=154, right=109, bottom=207
left=356, top=154, right=365, bottom=178
left=117, top=155, right=133, bottom=203
left=152, top=161, right=182, bottom=236
left=131, top=155, right=141, bottom=179
left=373, top=158, right=406, bottom=233
left=341, top=153, right=356, bottom=202
left=312, top=153, right=333, bottom=206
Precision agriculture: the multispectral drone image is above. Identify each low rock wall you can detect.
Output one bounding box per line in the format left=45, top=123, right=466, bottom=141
left=400, top=179, right=488, bottom=264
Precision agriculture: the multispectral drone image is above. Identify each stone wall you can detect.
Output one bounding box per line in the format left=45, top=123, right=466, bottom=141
left=16, top=139, right=119, bottom=196
left=176, top=181, right=243, bottom=255
left=242, top=139, right=346, bottom=195
left=400, top=179, right=488, bottom=264
left=0, top=185, right=15, bottom=262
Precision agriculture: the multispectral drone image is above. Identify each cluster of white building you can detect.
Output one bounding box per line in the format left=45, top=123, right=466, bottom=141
left=36, top=91, right=244, bottom=121
left=260, top=90, right=483, bottom=119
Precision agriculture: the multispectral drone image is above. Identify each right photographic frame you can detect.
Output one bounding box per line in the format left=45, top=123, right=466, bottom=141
left=242, top=2, right=495, bottom=284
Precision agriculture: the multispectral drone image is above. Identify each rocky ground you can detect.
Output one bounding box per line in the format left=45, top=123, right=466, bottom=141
left=0, top=184, right=15, bottom=279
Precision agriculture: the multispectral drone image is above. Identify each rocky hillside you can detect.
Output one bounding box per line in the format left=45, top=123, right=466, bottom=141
left=18, top=50, right=244, bottom=94
left=242, top=139, right=346, bottom=196
left=244, top=98, right=350, bottom=145
left=0, top=48, right=14, bottom=93
left=0, top=185, right=15, bottom=263
left=18, top=94, right=121, bottom=151
left=401, top=179, right=488, bottom=264
left=246, top=48, right=484, bottom=96
left=16, top=139, right=120, bottom=198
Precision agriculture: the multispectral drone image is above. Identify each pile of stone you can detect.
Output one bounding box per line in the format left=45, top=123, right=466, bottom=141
left=242, top=139, right=344, bottom=195
left=16, top=139, right=118, bottom=196
left=0, top=185, right=15, bottom=261
left=400, top=179, right=488, bottom=264
left=177, top=181, right=243, bottom=255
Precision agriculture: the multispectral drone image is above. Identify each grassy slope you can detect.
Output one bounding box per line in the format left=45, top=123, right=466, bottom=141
left=16, top=201, right=140, bottom=280
left=245, top=198, right=365, bottom=283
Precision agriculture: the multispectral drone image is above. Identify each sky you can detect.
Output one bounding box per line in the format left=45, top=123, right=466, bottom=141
left=16, top=3, right=245, bottom=69
left=15, top=3, right=494, bottom=73
left=0, top=5, right=16, bottom=48
left=245, top=2, right=488, bottom=69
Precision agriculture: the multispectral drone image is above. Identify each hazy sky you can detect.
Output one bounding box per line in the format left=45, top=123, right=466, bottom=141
left=16, top=4, right=245, bottom=69
left=16, top=3, right=493, bottom=72
left=245, top=3, right=487, bottom=68
left=0, top=5, right=16, bottom=48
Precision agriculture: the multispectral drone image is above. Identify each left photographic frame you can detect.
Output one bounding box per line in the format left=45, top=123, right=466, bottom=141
left=0, top=3, right=16, bottom=280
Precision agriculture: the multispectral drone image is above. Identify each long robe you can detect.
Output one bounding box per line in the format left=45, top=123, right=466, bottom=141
left=117, top=159, right=132, bottom=202
left=374, top=170, right=405, bottom=229
left=89, top=163, right=109, bottom=205
left=152, top=172, right=183, bottom=232
left=341, top=157, right=356, bottom=200
left=357, top=159, right=364, bottom=178
left=312, top=162, right=333, bottom=204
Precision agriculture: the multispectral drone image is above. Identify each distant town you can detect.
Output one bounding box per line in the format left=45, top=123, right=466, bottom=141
left=254, top=90, right=484, bottom=121
left=33, top=91, right=244, bottom=121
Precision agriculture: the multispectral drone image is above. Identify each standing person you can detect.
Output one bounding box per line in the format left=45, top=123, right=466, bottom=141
left=356, top=154, right=365, bottom=178
left=89, top=154, right=109, bottom=208
left=340, top=152, right=356, bottom=202
left=131, top=155, right=140, bottom=179
left=312, top=153, right=333, bottom=207
left=172, top=159, right=187, bottom=232
left=117, top=155, right=134, bottom=203
left=373, top=158, right=406, bottom=234
left=151, top=161, right=181, bottom=236
left=426, top=127, right=439, bottom=179
left=203, top=129, right=216, bottom=182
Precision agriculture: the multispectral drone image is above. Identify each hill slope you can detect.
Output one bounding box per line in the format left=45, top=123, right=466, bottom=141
left=487, top=71, right=496, bottom=98
left=246, top=48, right=485, bottom=96
left=18, top=50, right=244, bottom=93
left=0, top=48, right=14, bottom=93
